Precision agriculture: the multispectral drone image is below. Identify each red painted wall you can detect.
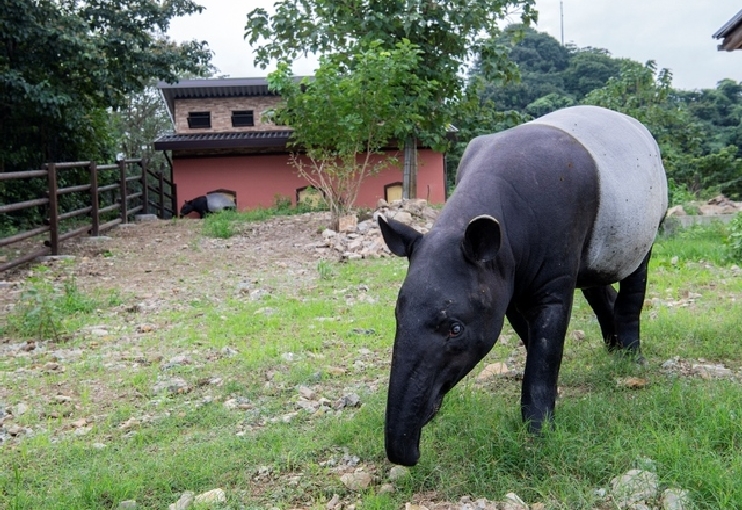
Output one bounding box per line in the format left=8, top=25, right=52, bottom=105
left=173, top=149, right=445, bottom=214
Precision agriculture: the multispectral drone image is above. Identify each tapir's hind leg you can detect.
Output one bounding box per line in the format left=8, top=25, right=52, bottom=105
left=613, top=251, right=651, bottom=353
left=506, top=304, right=530, bottom=349
left=582, top=251, right=651, bottom=354
left=581, top=285, right=618, bottom=349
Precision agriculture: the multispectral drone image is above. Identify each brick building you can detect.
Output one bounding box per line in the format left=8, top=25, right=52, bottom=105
left=153, top=77, right=448, bottom=214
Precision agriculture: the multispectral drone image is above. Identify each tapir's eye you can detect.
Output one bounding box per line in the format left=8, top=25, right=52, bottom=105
left=449, top=321, right=464, bottom=338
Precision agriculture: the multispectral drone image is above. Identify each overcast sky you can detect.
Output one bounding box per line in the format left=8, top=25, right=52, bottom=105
left=167, top=0, right=742, bottom=91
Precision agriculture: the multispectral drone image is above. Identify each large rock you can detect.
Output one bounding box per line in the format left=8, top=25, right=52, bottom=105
left=318, top=199, right=439, bottom=260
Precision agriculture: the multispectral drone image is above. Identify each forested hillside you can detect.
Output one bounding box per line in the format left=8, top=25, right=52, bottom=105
left=454, top=26, right=742, bottom=202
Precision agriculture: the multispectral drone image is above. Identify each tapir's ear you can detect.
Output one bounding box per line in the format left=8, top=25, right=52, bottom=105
left=376, top=213, right=422, bottom=258
left=462, top=215, right=501, bottom=264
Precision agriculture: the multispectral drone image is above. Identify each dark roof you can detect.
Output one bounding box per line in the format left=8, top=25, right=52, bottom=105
left=713, top=9, right=742, bottom=38
left=157, top=77, right=273, bottom=119
left=713, top=9, right=742, bottom=51
left=154, top=131, right=294, bottom=151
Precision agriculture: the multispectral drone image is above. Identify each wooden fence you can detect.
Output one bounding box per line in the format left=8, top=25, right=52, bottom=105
left=0, top=159, right=177, bottom=272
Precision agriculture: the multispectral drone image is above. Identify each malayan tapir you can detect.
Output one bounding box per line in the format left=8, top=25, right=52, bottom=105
left=180, top=192, right=236, bottom=218
left=378, top=105, right=668, bottom=466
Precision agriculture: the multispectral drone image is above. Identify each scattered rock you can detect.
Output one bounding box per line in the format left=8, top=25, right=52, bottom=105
left=692, top=363, right=733, bottom=379
left=326, top=493, right=341, bottom=509
left=163, top=355, right=192, bottom=369
left=662, top=488, right=690, bottom=510
left=194, top=488, right=226, bottom=505
left=298, top=385, right=317, bottom=400
left=118, top=500, right=137, bottom=509
left=666, top=205, right=686, bottom=217
left=500, top=493, right=529, bottom=510
left=340, top=471, right=372, bottom=490
left=389, top=465, right=410, bottom=481
left=168, top=491, right=194, bottom=510
left=14, top=402, right=28, bottom=416
left=338, top=393, right=362, bottom=408
left=616, top=377, right=650, bottom=389
left=220, top=346, right=238, bottom=357
left=153, top=377, right=191, bottom=395
left=611, top=469, right=659, bottom=509
left=405, top=504, right=430, bottom=510
left=379, top=483, right=395, bottom=495
left=476, top=362, right=510, bottom=381
left=571, top=329, right=586, bottom=342
left=321, top=199, right=438, bottom=260
left=135, top=323, right=156, bottom=334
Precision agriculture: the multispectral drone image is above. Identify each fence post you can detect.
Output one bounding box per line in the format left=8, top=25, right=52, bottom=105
left=118, top=159, right=128, bottom=223
left=158, top=170, right=165, bottom=218
left=90, top=161, right=99, bottom=236
left=46, top=162, right=59, bottom=255
left=171, top=182, right=178, bottom=219
left=141, top=159, right=149, bottom=216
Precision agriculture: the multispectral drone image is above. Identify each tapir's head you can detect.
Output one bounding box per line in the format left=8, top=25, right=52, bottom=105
left=179, top=200, right=194, bottom=218
left=378, top=214, right=510, bottom=466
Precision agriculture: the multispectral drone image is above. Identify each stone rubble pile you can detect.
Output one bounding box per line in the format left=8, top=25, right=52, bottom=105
left=313, top=199, right=439, bottom=260
left=666, top=194, right=742, bottom=217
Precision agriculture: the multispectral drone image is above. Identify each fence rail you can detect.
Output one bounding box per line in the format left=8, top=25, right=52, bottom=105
left=0, top=159, right=177, bottom=273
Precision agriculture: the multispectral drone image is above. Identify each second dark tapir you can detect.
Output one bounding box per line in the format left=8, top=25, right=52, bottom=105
left=378, top=105, right=668, bottom=466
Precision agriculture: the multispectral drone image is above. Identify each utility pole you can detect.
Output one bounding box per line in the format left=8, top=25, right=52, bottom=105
left=560, top=1, right=564, bottom=45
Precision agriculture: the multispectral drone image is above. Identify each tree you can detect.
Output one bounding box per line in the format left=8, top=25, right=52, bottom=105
left=583, top=61, right=742, bottom=199
left=0, top=0, right=212, bottom=228
left=266, top=40, right=434, bottom=227
left=110, top=81, right=174, bottom=168
left=478, top=26, right=571, bottom=112
left=562, top=47, right=627, bottom=100
left=245, top=0, right=536, bottom=198
left=1, top=0, right=212, bottom=171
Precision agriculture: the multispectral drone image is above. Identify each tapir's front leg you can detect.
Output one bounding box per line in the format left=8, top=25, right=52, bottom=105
left=520, top=283, right=574, bottom=433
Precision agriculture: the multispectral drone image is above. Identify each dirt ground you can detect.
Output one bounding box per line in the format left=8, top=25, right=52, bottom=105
left=1, top=212, right=335, bottom=313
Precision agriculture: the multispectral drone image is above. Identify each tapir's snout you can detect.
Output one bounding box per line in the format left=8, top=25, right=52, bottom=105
left=385, top=424, right=422, bottom=466
left=384, top=347, right=449, bottom=466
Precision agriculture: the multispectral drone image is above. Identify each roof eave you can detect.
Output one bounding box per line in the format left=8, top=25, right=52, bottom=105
left=154, top=136, right=292, bottom=152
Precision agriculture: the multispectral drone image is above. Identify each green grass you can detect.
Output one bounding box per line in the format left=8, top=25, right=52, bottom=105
left=201, top=199, right=330, bottom=239
left=0, top=263, right=122, bottom=341
left=2, top=225, right=742, bottom=509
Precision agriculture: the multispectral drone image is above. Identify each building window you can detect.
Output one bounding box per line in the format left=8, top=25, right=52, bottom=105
left=187, top=111, right=211, bottom=128
left=384, top=182, right=404, bottom=202
left=231, top=110, right=254, bottom=127
left=296, top=186, right=324, bottom=208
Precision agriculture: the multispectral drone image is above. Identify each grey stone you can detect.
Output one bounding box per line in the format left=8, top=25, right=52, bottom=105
left=194, top=488, right=225, bottom=504
left=662, top=488, right=690, bottom=510
left=611, top=470, right=659, bottom=509
left=118, top=500, right=138, bottom=509
left=169, top=491, right=194, bottom=510
left=389, top=465, right=409, bottom=481
left=152, top=377, right=191, bottom=395
left=500, top=493, right=528, bottom=510
left=340, top=471, right=372, bottom=490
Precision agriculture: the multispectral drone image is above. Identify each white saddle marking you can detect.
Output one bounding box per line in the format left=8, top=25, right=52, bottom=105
left=530, top=105, right=668, bottom=280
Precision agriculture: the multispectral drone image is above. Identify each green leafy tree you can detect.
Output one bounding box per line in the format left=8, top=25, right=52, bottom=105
left=584, top=61, right=742, bottom=199
left=562, top=47, right=626, bottom=100
left=0, top=0, right=212, bottom=227
left=267, top=40, right=434, bottom=227
left=478, top=26, right=571, bottom=112
left=246, top=0, right=537, bottom=198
